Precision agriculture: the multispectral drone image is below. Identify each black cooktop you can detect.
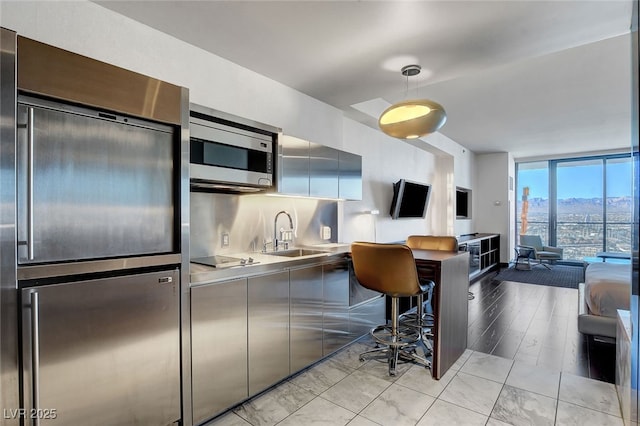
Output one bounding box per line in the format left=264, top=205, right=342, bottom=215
left=191, top=255, right=258, bottom=268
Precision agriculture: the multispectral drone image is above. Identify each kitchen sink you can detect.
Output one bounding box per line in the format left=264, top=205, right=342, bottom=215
left=267, top=248, right=329, bottom=257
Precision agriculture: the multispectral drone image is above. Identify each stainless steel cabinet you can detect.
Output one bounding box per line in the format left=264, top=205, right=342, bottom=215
left=290, top=265, right=324, bottom=372
left=188, top=257, right=383, bottom=418
left=191, top=278, right=248, bottom=424
left=278, top=135, right=361, bottom=200
left=339, top=150, right=362, bottom=200
left=248, top=270, right=290, bottom=395
left=322, top=261, right=350, bottom=355
left=309, top=143, right=339, bottom=199
left=21, top=269, right=180, bottom=426
left=349, top=295, right=385, bottom=340
left=278, top=135, right=309, bottom=196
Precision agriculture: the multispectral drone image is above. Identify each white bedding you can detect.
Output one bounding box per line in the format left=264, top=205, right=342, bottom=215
left=584, top=262, right=631, bottom=317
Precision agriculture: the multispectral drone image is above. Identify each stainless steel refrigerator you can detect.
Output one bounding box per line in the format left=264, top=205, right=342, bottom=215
left=21, top=269, right=180, bottom=426
left=1, top=30, right=190, bottom=426
left=17, top=97, right=182, bottom=426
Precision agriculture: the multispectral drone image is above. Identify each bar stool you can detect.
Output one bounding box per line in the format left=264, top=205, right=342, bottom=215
left=351, top=242, right=433, bottom=376
left=403, top=236, right=459, bottom=344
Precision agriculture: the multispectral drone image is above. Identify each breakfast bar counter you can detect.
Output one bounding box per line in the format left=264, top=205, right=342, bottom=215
left=411, top=249, right=470, bottom=379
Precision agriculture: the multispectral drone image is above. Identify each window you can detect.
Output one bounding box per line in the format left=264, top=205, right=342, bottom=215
left=516, top=154, right=633, bottom=262
left=516, top=161, right=549, bottom=244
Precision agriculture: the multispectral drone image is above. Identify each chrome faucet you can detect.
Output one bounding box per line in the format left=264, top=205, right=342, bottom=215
left=273, top=210, right=294, bottom=251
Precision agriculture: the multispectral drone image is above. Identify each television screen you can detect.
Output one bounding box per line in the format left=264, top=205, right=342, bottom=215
left=389, top=179, right=431, bottom=219
left=456, top=187, right=471, bottom=219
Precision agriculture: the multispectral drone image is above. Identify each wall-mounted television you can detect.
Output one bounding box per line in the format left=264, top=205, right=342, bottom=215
left=389, top=179, right=431, bottom=219
left=456, top=187, right=472, bottom=219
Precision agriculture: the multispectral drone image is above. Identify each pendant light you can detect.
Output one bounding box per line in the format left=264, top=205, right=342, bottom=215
left=378, top=65, right=447, bottom=139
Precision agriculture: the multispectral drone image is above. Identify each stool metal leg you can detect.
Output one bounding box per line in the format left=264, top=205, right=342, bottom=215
left=399, top=285, right=435, bottom=352
left=360, top=296, right=431, bottom=376
left=389, top=297, right=399, bottom=375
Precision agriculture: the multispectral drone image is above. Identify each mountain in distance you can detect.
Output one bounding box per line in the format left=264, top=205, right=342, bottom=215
left=518, top=196, right=632, bottom=215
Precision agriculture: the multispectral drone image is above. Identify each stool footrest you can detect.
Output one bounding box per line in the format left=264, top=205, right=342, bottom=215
left=400, top=312, right=435, bottom=328
left=369, top=324, right=420, bottom=348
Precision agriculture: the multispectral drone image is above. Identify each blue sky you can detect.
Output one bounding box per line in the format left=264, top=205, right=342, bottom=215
left=517, top=160, right=632, bottom=199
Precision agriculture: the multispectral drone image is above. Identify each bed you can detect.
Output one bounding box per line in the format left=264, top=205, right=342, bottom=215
left=578, top=262, right=631, bottom=340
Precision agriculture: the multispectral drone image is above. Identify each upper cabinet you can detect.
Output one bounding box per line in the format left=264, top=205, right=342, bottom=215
left=278, top=135, right=361, bottom=200
left=338, top=150, right=362, bottom=201
left=278, top=135, right=310, bottom=196
left=309, top=142, right=339, bottom=198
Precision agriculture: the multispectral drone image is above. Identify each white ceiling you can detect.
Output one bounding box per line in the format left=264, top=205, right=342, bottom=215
left=96, top=0, right=634, bottom=159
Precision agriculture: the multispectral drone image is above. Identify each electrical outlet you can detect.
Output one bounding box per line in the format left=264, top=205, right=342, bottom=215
left=221, top=233, right=230, bottom=247
left=321, top=226, right=331, bottom=240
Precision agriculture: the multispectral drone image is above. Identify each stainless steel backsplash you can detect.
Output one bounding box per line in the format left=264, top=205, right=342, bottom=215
left=190, top=192, right=338, bottom=257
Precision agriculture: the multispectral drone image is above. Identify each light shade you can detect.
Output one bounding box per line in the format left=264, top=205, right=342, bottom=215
left=378, top=99, right=447, bottom=139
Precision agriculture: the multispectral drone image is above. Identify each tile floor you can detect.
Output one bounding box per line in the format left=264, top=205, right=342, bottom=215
left=205, top=339, right=623, bottom=426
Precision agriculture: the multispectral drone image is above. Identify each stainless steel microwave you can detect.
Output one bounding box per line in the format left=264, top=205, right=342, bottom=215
left=189, top=107, right=279, bottom=192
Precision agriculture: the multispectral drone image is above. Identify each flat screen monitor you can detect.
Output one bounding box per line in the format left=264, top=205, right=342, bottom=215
left=389, top=179, right=431, bottom=219
left=456, top=187, right=471, bottom=219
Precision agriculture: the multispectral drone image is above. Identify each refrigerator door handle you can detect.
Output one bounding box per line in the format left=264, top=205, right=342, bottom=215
left=26, top=107, right=35, bottom=260
left=30, top=291, right=40, bottom=426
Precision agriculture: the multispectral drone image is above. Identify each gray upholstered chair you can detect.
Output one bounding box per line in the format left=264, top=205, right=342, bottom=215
left=518, top=235, right=563, bottom=269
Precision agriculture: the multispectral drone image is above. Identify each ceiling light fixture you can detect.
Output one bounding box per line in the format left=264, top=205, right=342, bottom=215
left=378, top=65, right=447, bottom=139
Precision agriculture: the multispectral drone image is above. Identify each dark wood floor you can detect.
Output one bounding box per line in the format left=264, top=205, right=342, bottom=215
left=467, top=270, right=616, bottom=383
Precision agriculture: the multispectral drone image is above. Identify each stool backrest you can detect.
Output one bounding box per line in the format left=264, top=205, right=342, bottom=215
left=350, top=242, right=422, bottom=298
left=406, top=235, right=458, bottom=251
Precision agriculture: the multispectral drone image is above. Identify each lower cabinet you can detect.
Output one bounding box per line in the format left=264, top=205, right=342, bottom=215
left=191, top=278, right=248, bottom=424
left=190, top=257, right=382, bottom=424
left=248, top=270, right=290, bottom=395
left=290, top=265, right=324, bottom=373
left=349, top=295, right=386, bottom=339
left=323, top=261, right=351, bottom=355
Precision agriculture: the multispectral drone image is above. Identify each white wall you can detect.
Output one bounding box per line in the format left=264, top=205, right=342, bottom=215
left=452, top=145, right=476, bottom=237
left=0, top=1, right=344, bottom=146
left=1, top=0, right=476, bottom=243
left=340, top=119, right=440, bottom=243
left=474, top=153, right=512, bottom=262
left=508, top=153, right=516, bottom=262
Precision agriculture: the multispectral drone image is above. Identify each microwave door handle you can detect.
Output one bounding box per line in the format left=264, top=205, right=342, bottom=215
left=26, top=107, right=35, bottom=260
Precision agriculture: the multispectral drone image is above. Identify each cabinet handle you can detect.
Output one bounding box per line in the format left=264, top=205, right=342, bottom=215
left=26, top=107, right=35, bottom=260
left=30, top=291, right=40, bottom=426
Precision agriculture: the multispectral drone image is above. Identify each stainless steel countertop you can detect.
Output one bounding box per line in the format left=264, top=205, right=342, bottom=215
left=190, top=244, right=350, bottom=285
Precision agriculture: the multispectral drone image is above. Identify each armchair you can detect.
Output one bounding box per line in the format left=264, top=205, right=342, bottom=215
left=518, top=235, right=563, bottom=269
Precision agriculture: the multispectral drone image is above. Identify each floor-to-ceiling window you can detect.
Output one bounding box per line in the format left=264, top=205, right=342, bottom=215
left=515, top=161, right=549, bottom=241
left=516, top=154, right=633, bottom=262
left=606, top=157, right=634, bottom=253
left=555, top=158, right=604, bottom=260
